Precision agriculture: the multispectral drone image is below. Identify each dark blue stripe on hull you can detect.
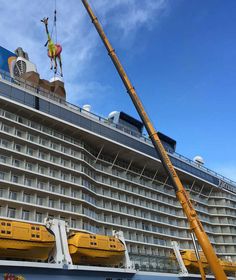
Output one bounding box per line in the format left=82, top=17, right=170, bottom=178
left=0, top=266, right=210, bottom=280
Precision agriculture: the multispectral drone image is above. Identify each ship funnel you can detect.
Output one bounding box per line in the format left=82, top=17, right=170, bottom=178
left=13, top=57, right=37, bottom=77
left=15, top=47, right=29, bottom=60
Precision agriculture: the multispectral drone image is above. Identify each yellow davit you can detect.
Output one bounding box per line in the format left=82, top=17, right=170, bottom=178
left=68, top=232, right=125, bottom=266
left=0, top=219, right=55, bottom=261
left=180, top=250, right=236, bottom=273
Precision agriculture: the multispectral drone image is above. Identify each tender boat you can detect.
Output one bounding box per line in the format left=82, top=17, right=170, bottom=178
left=180, top=250, right=236, bottom=273
left=68, top=232, right=125, bottom=266
left=0, top=219, right=55, bottom=261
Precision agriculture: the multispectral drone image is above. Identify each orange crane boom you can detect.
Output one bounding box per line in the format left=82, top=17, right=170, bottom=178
left=81, top=1, right=228, bottom=279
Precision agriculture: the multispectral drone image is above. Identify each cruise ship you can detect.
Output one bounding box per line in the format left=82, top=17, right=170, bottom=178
left=0, top=37, right=235, bottom=280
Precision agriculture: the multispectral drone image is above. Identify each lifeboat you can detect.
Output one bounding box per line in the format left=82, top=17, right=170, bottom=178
left=180, top=250, right=236, bottom=273
left=68, top=232, right=125, bottom=266
left=0, top=219, right=55, bottom=261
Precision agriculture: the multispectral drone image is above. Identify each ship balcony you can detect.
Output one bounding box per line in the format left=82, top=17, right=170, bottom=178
left=0, top=69, right=236, bottom=196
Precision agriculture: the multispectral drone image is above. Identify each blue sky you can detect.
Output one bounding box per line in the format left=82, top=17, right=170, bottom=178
left=0, top=0, right=235, bottom=181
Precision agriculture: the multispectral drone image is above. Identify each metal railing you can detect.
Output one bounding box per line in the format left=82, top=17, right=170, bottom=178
left=0, top=69, right=149, bottom=139
left=1, top=69, right=235, bottom=188
left=172, top=152, right=236, bottom=187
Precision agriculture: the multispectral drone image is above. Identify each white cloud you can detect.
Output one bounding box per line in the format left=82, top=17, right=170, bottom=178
left=66, top=80, right=112, bottom=105
left=0, top=0, right=169, bottom=104
left=111, top=0, right=168, bottom=35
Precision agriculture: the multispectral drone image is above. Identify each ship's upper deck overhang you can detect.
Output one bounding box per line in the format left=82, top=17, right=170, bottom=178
left=0, top=77, right=235, bottom=195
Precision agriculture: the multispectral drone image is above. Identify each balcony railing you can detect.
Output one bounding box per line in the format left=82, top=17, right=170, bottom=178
left=172, top=152, right=236, bottom=187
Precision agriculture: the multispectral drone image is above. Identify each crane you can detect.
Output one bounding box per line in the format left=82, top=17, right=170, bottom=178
left=81, top=1, right=228, bottom=279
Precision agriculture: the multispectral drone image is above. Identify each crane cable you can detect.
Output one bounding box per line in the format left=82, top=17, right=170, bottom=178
left=54, top=0, right=57, bottom=43
left=50, top=0, right=57, bottom=43
left=51, top=0, right=58, bottom=78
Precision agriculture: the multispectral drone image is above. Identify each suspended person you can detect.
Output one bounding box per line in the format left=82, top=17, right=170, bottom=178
left=41, top=17, right=63, bottom=77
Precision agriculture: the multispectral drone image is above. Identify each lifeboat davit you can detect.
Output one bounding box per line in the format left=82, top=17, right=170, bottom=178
left=0, top=219, right=55, bottom=261
left=68, top=232, right=125, bottom=266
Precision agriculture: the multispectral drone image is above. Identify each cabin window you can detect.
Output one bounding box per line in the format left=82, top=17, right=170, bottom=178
left=26, top=162, right=33, bottom=171
left=0, top=155, right=7, bottom=163
left=7, top=207, right=16, bottom=218
left=22, top=210, right=30, bottom=220
left=71, top=219, right=76, bottom=228
left=37, top=197, right=44, bottom=206
left=1, top=140, right=9, bottom=148
left=36, top=212, right=43, bottom=223
left=23, top=193, right=31, bottom=203
left=15, top=130, right=22, bottom=137
left=9, top=191, right=17, bottom=200
left=15, top=144, right=22, bottom=152
left=0, top=172, right=5, bottom=180
left=11, top=175, right=19, bottom=183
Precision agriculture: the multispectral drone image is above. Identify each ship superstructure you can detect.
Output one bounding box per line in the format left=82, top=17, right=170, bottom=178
left=0, top=45, right=236, bottom=278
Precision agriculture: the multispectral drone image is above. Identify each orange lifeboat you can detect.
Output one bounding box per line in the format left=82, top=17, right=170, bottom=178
left=68, top=232, right=125, bottom=266
left=180, top=250, right=236, bottom=273
left=0, top=219, right=55, bottom=261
